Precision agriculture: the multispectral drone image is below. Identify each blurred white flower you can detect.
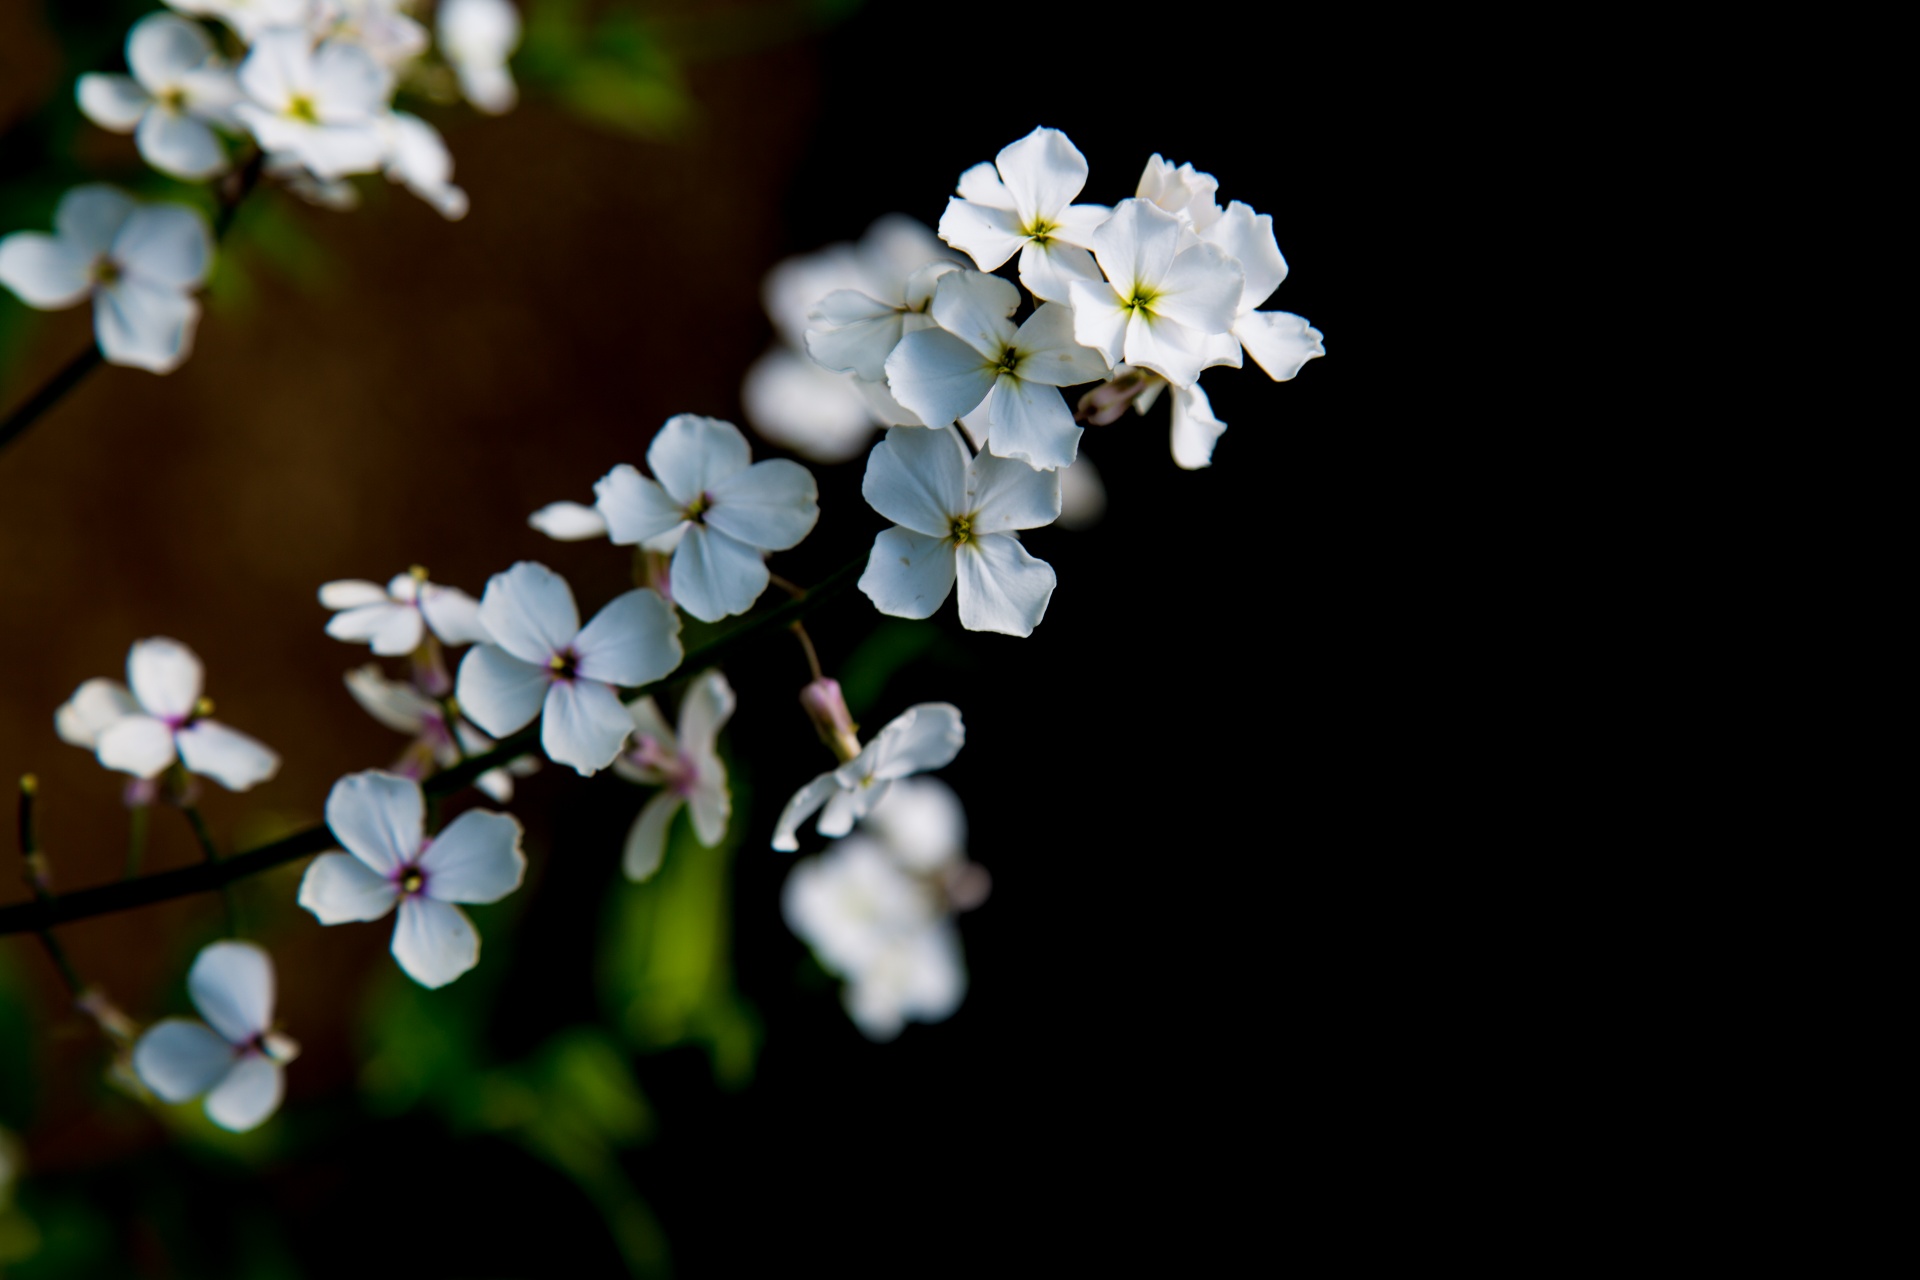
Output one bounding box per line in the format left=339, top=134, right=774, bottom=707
left=1055, top=451, right=1106, bottom=530
left=528, top=499, right=609, bottom=541
left=313, top=0, right=429, bottom=69
left=740, top=347, right=877, bottom=463
left=165, top=0, right=313, bottom=44
left=772, top=702, right=964, bottom=852
left=613, top=670, right=734, bottom=880
left=76, top=13, right=242, bottom=181
left=132, top=941, right=299, bottom=1132
left=318, top=567, right=485, bottom=655
left=937, top=127, right=1110, bottom=304
left=344, top=664, right=533, bottom=802
left=438, top=0, right=521, bottom=114
left=298, top=770, right=526, bottom=987
left=234, top=30, right=392, bottom=180
left=380, top=111, right=469, bottom=220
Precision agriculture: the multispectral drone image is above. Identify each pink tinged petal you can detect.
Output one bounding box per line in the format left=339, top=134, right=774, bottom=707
left=419, top=809, right=525, bottom=903
left=984, top=377, right=1081, bottom=472
left=954, top=161, right=1013, bottom=209
left=327, top=601, right=423, bottom=654
left=133, top=1019, right=234, bottom=1101
left=56, top=678, right=139, bottom=748
left=391, top=896, right=480, bottom=988
left=188, top=941, right=275, bottom=1044
left=967, top=450, right=1063, bottom=533
left=573, top=588, right=683, bottom=685
left=456, top=644, right=548, bottom=738
left=669, top=525, right=769, bottom=622
left=626, top=696, right=677, bottom=754
left=995, top=127, right=1088, bottom=226
left=858, top=528, right=955, bottom=621
left=1154, top=241, right=1245, bottom=336
left=204, top=1055, right=282, bottom=1132
left=676, top=669, right=735, bottom=761
left=319, top=578, right=388, bottom=608
left=478, top=561, right=580, bottom=665
left=345, top=664, right=431, bottom=733
left=929, top=270, right=1019, bottom=358
left=1122, top=310, right=1208, bottom=389
left=1049, top=202, right=1111, bottom=250
left=129, top=13, right=216, bottom=90
left=420, top=585, right=488, bottom=645
left=1090, top=199, right=1182, bottom=297
left=816, top=782, right=875, bottom=838
left=1236, top=310, right=1326, bottom=381
left=529, top=500, right=609, bottom=541
left=956, top=536, right=1056, bottom=637
left=324, top=769, right=424, bottom=875
left=0, top=233, right=92, bottom=308
left=1201, top=200, right=1288, bottom=310
left=772, top=771, right=840, bottom=852
left=1011, top=302, right=1111, bottom=387
left=310, top=40, right=392, bottom=121
left=1169, top=381, right=1228, bottom=470
left=55, top=185, right=138, bottom=257
left=1066, top=280, right=1130, bottom=368
left=1016, top=239, right=1104, bottom=306
left=861, top=426, right=967, bottom=535
left=239, top=29, right=311, bottom=110
left=298, top=851, right=401, bottom=923
left=622, top=790, right=682, bottom=881
left=541, top=678, right=634, bottom=775
left=884, top=328, right=995, bottom=431
left=647, top=414, right=753, bottom=505
left=137, top=110, right=228, bottom=180
left=93, top=276, right=198, bottom=373
left=866, top=703, right=965, bottom=780
left=128, top=637, right=202, bottom=719
left=76, top=75, right=149, bottom=132
left=936, top=197, right=1025, bottom=273
left=177, top=720, right=279, bottom=791
left=706, top=459, right=819, bottom=551
left=96, top=715, right=178, bottom=778
left=594, top=464, right=686, bottom=547
left=741, top=347, right=876, bottom=463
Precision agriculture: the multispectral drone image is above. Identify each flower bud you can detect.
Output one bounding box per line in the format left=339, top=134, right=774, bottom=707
left=1076, top=367, right=1160, bottom=426
left=799, top=678, right=861, bottom=763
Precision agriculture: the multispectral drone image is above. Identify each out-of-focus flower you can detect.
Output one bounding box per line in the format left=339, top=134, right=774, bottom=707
left=772, top=702, right=964, bottom=852
left=613, top=670, right=734, bottom=880
left=438, top=0, right=521, bottom=114
left=380, top=112, right=468, bottom=220
left=314, top=0, right=429, bottom=69
left=528, top=499, right=609, bottom=541
left=77, top=13, right=242, bottom=181
left=164, top=0, right=311, bottom=44
left=57, top=638, right=279, bottom=791
left=234, top=30, right=392, bottom=180
left=319, top=568, right=485, bottom=655
left=344, top=664, right=533, bottom=802
left=298, top=770, right=526, bottom=988
left=131, top=942, right=299, bottom=1132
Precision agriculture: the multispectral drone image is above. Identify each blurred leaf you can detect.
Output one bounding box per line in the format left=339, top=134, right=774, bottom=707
left=839, top=618, right=976, bottom=719
left=518, top=0, right=691, bottom=138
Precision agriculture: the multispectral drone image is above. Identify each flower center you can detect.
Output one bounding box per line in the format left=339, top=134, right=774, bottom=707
left=993, top=347, right=1020, bottom=377
left=682, top=493, right=710, bottom=523
left=157, top=86, right=187, bottom=111
left=1024, top=217, right=1057, bottom=245
left=949, top=514, right=974, bottom=545
left=92, top=257, right=122, bottom=287
left=399, top=866, right=426, bottom=895
left=549, top=649, right=580, bottom=681
left=1124, top=287, right=1159, bottom=316
left=287, top=94, right=320, bottom=124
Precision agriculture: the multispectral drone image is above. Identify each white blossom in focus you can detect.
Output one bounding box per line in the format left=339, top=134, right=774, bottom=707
left=76, top=13, right=242, bottom=181
left=0, top=185, right=211, bottom=373
left=319, top=568, right=485, bottom=655
left=1068, top=197, right=1244, bottom=390
left=593, top=415, right=820, bottom=622
left=57, top=638, right=279, bottom=791
left=438, top=0, right=521, bottom=114
left=455, top=562, right=682, bottom=775
left=771, top=702, right=964, bottom=852
left=132, top=942, right=299, bottom=1132
left=298, top=770, right=526, bottom=987
left=857, top=426, right=1060, bottom=636
left=234, top=30, right=392, bottom=180
left=1135, top=153, right=1222, bottom=243
left=165, top=0, right=313, bottom=44
left=884, top=269, right=1109, bottom=471
left=344, top=664, right=533, bottom=802
left=1194, top=198, right=1325, bottom=383
left=612, top=670, right=734, bottom=881
left=937, top=127, right=1110, bottom=304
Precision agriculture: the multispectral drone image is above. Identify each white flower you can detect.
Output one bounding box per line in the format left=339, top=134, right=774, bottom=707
left=841, top=923, right=966, bottom=1042
left=1194, top=198, right=1325, bottom=383
left=57, top=638, right=279, bottom=791
left=527, top=499, right=609, bottom=541
left=1068, top=197, right=1244, bottom=390
left=805, top=260, right=958, bottom=383
left=856, top=426, right=1059, bottom=636
left=593, top=415, right=821, bottom=623
left=131, top=941, right=299, bottom=1132
left=771, top=702, right=964, bottom=852
left=312, top=0, right=429, bottom=70
left=76, top=13, right=242, bottom=181
left=298, top=770, right=526, bottom=988
left=438, top=0, right=521, bottom=115
left=612, top=670, right=734, bottom=881
left=318, top=567, right=485, bottom=655
left=343, top=664, right=533, bottom=802
left=164, top=0, right=314, bottom=44
left=884, top=269, right=1109, bottom=471
left=379, top=111, right=468, bottom=220
left=0, top=185, right=211, bottom=373
left=455, top=562, right=682, bottom=775
left=234, top=30, right=392, bottom=180
left=859, top=776, right=967, bottom=874
left=937, top=127, right=1110, bottom=304
left=1135, top=153, right=1222, bottom=242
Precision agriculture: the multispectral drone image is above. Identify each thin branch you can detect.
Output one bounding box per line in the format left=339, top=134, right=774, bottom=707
left=17, top=777, right=84, bottom=997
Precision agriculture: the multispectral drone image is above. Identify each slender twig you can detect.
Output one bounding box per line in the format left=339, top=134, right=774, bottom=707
left=0, top=555, right=865, bottom=936
left=124, top=803, right=149, bottom=879
left=179, top=796, right=241, bottom=938
left=17, top=777, right=84, bottom=997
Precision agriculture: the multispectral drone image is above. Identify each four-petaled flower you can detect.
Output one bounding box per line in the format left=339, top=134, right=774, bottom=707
left=318, top=567, right=486, bottom=655
left=937, top=127, right=1110, bottom=304
left=233, top=30, right=392, bottom=181
left=772, top=702, right=964, bottom=852
left=613, top=669, right=735, bottom=881
left=131, top=941, right=299, bottom=1132
left=298, top=770, right=527, bottom=988
left=77, top=13, right=241, bottom=181
left=343, top=663, right=533, bottom=803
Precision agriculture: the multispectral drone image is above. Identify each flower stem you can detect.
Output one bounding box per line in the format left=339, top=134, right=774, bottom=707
left=124, top=803, right=149, bottom=879
left=179, top=797, right=241, bottom=938
left=16, top=776, right=83, bottom=998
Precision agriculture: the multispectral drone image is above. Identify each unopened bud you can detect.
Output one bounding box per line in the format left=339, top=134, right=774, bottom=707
left=409, top=564, right=429, bottom=582
left=19, top=774, right=37, bottom=796
left=1076, top=368, right=1158, bottom=426
left=800, top=678, right=862, bottom=763
left=192, top=696, right=215, bottom=719
left=77, top=988, right=139, bottom=1045
left=123, top=777, right=158, bottom=809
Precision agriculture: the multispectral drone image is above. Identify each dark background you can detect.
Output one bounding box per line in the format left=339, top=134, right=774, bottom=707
left=0, top=0, right=1433, bottom=1272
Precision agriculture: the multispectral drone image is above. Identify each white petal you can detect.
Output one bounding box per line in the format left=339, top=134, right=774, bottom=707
left=0, top=233, right=92, bottom=309
left=595, top=463, right=688, bottom=547
left=133, top=1019, right=234, bottom=1102
left=853, top=372, right=925, bottom=428
left=1016, top=239, right=1104, bottom=306
left=573, top=588, right=683, bottom=685
left=541, top=679, right=633, bottom=775
left=298, top=851, right=401, bottom=923
left=419, top=809, right=525, bottom=903
left=323, top=769, right=423, bottom=875
left=76, top=75, right=149, bottom=133
left=326, top=601, right=423, bottom=654
left=1169, top=381, right=1228, bottom=470
left=96, top=715, right=177, bottom=778
left=477, top=561, right=579, bottom=665
left=884, top=328, right=995, bottom=431
left=1090, top=198, right=1181, bottom=297
left=966, top=449, right=1062, bottom=533
left=954, top=161, right=1013, bottom=210
left=626, top=696, right=677, bottom=756
left=1011, top=302, right=1111, bottom=387
left=137, top=110, right=228, bottom=180
left=318, top=579, right=388, bottom=609
left=857, top=527, right=955, bottom=621
left=862, top=425, right=967, bottom=537
left=177, top=720, right=280, bottom=791
left=956, top=536, right=1055, bottom=637
left=419, top=584, right=488, bottom=645
left=705, top=459, right=819, bottom=551
left=815, top=782, right=874, bottom=839
left=1048, top=202, right=1111, bottom=250
left=455, top=644, right=548, bottom=738
left=669, top=525, right=769, bottom=622
left=740, top=348, right=876, bottom=464
left=342, top=664, right=431, bottom=734
left=55, top=185, right=137, bottom=258
left=1122, top=310, right=1208, bottom=389
left=455, top=60, right=517, bottom=115
left=391, top=896, right=480, bottom=988
left=1200, top=200, right=1288, bottom=309
left=528, top=501, right=609, bottom=541
left=646, top=414, right=752, bottom=505
left=188, top=940, right=274, bottom=1044
left=928, top=269, right=1019, bottom=359
left=863, top=776, right=966, bottom=872
left=204, top=1055, right=282, bottom=1132
left=1236, top=310, right=1326, bottom=381
left=310, top=39, right=392, bottom=120
left=128, top=637, right=202, bottom=719
left=114, top=203, right=213, bottom=288
left=56, top=678, right=139, bottom=748
left=687, top=769, right=729, bottom=848
left=1066, top=280, right=1130, bottom=369
left=804, top=289, right=902, bottom=380
left=994, top=127, right=1087, bottom=226
left=93, top=275, right=197, bottom=373
left=1154, top=241, right=1245, bottom=337
left=622, top=790, right=682, bottom=881
left=866, top=703, right=965, bottom=781
left=936, top=197, right=1024, bottom=273
left=772, top=771, right=840, bottom=852
left=238, top=29, right=308, bottom=110
left=676, top=669, right=735, bottom=761
left=984, top=377, right=1081, bottom=472
left=129, top=13, right=216, bottom=90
